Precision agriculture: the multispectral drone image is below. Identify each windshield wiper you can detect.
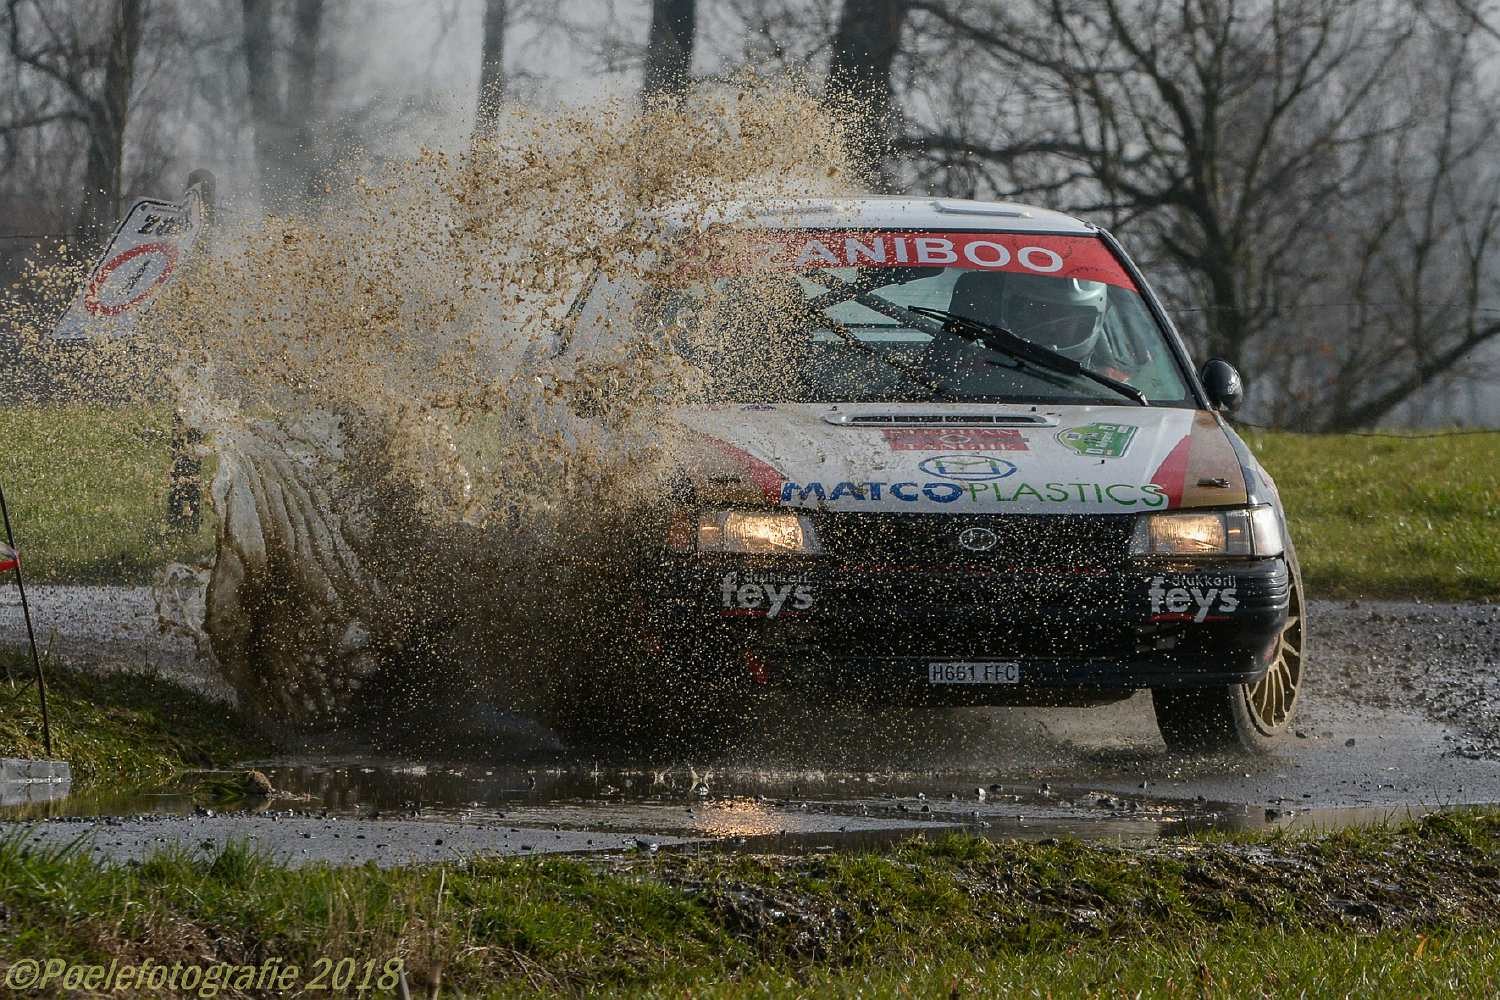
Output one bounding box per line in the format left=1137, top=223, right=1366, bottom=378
left=801, top=270, right=1147, bottom=407
left=796, top=269, right=959, bottom=400
left=906, top=306, right=1148, bottom=406
left=805, top=306, right=954, bottom=401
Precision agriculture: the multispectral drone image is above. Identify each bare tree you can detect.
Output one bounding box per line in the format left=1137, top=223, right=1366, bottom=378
left=474, top=0, right=508, bottom=137
left=894, top=0, right=1500, bottom=428
left=1287, top=10, right=1500, bottom=429
left=241, top=0, right=325, bottom=209
left=242, top=0, right=284, bottom=201
left=3, top=0, right=145, bottom=239
left=827, top=0, right=909, bottom=190
left=642, top=0, right=695, bottom=97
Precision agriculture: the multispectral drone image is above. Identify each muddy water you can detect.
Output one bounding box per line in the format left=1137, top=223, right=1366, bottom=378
left=0, top=745, right=1465, bottom=864
left=6, top=595, right=1498, bottom=864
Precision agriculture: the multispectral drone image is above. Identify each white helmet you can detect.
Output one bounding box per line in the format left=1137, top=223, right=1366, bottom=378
left=1001, top=275, right=1107, bottom=362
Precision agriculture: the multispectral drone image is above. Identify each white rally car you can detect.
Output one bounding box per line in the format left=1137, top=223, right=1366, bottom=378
left=550, top=197, right=1304, bottom=753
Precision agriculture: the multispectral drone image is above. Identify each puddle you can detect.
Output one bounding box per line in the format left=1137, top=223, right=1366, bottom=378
left=0, top=755, right=1451, bottom=851
left=0, top=780, right=71, bottom=809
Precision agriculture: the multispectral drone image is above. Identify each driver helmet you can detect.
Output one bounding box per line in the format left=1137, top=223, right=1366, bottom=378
left=1001, top=274, right=1108, bottom=362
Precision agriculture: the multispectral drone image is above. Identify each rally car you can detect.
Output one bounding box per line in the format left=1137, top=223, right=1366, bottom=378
left=551, top=197, right=1304, bottom=753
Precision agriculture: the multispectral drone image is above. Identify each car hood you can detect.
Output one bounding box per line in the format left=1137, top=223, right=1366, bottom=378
left=673, top=402, right=1248, bottom=514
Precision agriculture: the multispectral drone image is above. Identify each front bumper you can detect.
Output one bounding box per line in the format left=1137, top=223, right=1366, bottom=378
left=643, top=514, right=1291, bottom=703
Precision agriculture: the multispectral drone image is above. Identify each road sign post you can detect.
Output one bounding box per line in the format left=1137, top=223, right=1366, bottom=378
left=53, top=170, right=218, bottom=532
left=168, top=410, right=204, bottom=532
left=165, top=172, right=215, bottom=532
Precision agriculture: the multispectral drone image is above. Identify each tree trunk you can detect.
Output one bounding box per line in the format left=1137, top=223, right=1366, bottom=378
left=642, top=0, right=696, bottom=98
left=240, top=0, right=324, bottom=210
left=474, top=0, right=508, bottom=139
left=77, top=0, right=144, bottom=240
left=1201, top=260, right=1247, bottom=373
left=287, top=0, right=325, bottom=204
left=240, top=0, right=284, bottom=204
left=828, top=0, right=909, bottom=191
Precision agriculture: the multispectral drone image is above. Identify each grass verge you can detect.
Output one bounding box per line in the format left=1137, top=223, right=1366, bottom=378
left=1, top=812, right=1497, bottom=997
left=0, top=653, right=264, bottom=788
left=0, top=403, right=213, bottom=584
left=1243, top=429, right=1500, bottom=600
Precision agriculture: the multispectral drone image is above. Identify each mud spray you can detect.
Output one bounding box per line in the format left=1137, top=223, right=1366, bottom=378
left=1, top=83, right=869, bottom=751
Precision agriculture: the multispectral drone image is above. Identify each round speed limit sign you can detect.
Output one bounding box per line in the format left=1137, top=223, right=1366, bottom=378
left=83, top=241, right=180, bottom=316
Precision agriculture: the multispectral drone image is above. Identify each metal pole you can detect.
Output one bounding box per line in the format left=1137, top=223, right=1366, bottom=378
left=167, top=409, right=203, bottom=532
left=0, top=483, right=51, bottom=756
left=166, top=170, right=215, bottom=533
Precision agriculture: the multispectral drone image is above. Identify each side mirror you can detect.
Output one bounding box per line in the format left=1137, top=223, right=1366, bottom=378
left=1200, top=359, right=1243, bottom=411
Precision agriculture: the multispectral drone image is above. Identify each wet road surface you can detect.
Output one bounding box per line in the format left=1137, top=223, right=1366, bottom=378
left=3, top=588, right=1497, bottom=865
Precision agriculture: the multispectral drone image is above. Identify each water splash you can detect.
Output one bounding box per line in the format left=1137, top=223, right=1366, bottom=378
left=4, top=81, right=866, bottom=746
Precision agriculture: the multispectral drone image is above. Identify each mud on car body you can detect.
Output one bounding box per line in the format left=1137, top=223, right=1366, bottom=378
left=561, top=198, right=1304, bottom=752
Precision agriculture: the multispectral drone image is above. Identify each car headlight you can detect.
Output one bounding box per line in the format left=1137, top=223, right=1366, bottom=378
left=1130, top=506, right=1283, bottom=557
left=693, top=510, right=822, bottom=555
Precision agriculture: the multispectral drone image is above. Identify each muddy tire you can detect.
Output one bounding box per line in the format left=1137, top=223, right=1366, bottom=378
left=1152, top=571, right=1305, bottom=754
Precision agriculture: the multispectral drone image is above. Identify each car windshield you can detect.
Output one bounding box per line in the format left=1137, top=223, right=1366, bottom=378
left=568, top=229, right=1194, bottom=406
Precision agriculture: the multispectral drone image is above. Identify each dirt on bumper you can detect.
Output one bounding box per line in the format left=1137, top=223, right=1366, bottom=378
left=645, top=551, right=1291, bottom=699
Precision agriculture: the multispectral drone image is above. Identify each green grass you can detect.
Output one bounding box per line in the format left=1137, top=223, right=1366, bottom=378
left=0, top=404, right=213, bottom=584
left=1, top=813, right=1497, bottom=997
left=0, top=653, right=266, bottom=788
left=0, top=405, right=1495, bottom=598
left=696, top=930, right=1500, bottom=997
left=1244, top=429, right=1500, bottom=600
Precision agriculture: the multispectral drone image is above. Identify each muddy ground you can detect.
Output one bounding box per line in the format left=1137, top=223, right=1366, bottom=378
left=2, top=587, right=1497, bottom=866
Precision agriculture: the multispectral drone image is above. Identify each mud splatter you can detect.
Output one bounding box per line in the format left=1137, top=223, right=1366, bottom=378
left=3, top=81, right=870, bottom=740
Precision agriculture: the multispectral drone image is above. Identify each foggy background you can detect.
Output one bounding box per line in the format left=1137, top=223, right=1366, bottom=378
left=2, top=0, right=1498, bottom=429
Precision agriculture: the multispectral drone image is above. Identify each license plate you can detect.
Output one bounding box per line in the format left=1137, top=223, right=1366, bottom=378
left=927, top=661, right=1021, bottom=685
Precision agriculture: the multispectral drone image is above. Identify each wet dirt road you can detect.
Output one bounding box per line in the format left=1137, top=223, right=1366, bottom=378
left=3, top=588, right=1498, bottom=866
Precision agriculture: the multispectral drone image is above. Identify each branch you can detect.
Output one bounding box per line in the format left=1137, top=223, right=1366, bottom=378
left=1322, top=321, right=1500, bottom=429
left=0, top=108, right=85, bottom=131
left=4, top=0, right=99, bottom=112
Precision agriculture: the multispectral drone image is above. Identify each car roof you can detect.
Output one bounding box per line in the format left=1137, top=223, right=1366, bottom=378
left=690, top=196, right=1097, bottom=235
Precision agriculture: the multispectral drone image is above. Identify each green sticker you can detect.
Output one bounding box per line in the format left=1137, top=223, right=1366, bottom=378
left=1057, top=421, right=1138, bottom=458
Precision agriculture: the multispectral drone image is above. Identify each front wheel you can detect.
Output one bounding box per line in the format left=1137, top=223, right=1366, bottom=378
left=1151, top=576, right=1305, bottom=753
